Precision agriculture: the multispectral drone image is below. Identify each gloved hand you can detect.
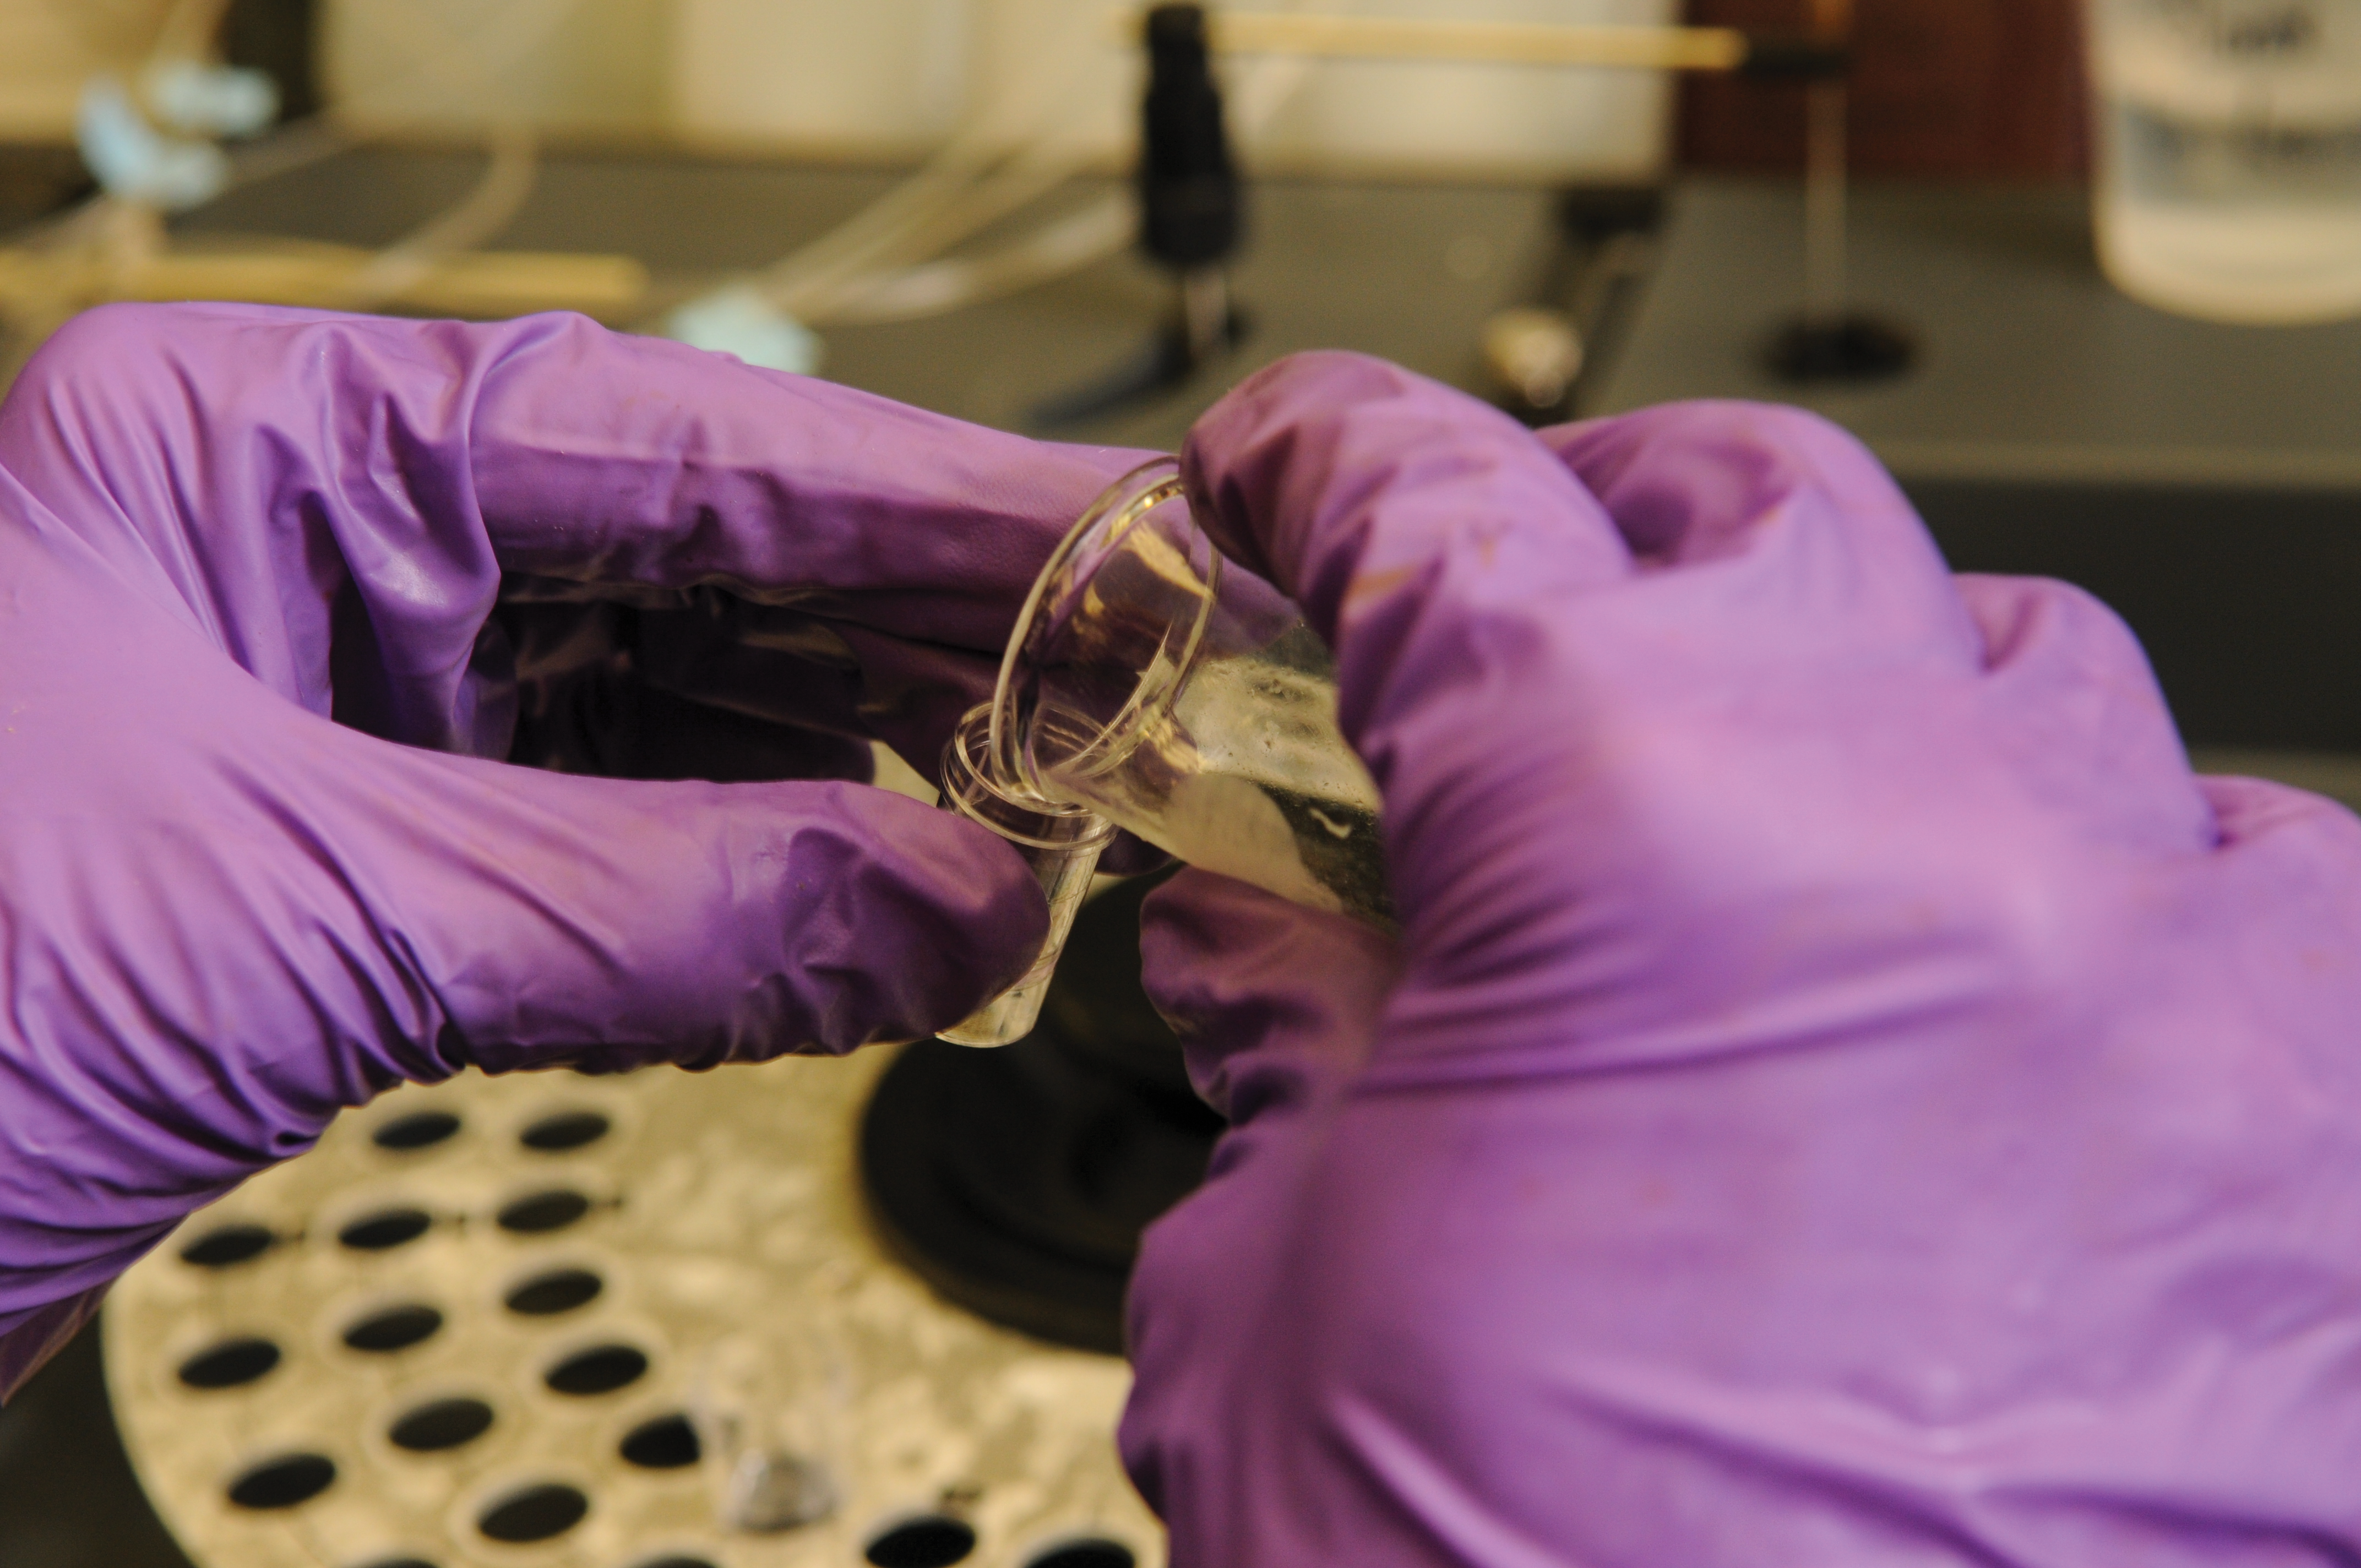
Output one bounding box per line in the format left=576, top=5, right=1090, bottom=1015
left=1119, top=352, right=2361, bottom=1565
left=0, top=302, right=1150, bottom=1396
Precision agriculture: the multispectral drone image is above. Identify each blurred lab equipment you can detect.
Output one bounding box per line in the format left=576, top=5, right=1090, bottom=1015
left=937, top=705, right=1118, bottom=1047
left=1759, top=0, right=1916, bottom=380
left=2087, top=0, right=2361, bottom=322
left=1036, top=3, right=1248, bottom=424
left=1479, top=183, right=1662, bottom=420
left=1043, top=3, right=1843, bottom=424
left=619, top=1, right=1688, bottom=368
left=994, top=456, right=1394, bottom=929
left=1678, top=0, right=2089, bottom=179
left=1178, top=7, right=1892, bottom=389
left=0, top=0, right=647, bottom=379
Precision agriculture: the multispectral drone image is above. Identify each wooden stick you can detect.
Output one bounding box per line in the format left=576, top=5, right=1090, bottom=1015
left=0, top=242, right=649, bottom=320
left=1188, top=12, right=1752, bottom=72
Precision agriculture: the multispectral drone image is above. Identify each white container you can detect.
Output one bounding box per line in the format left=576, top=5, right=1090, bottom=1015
left=323, top=0, right=668, bottom=140
left=2087, top=0, right=2361, bottom=324
left=667, top=0, right=972, bottom=156
left=972, top=0, right=1673, bottom=180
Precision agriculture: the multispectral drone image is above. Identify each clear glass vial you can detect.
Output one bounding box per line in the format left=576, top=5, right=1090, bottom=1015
left=991, top=456, right=1394, bottom=930
left=936, top=703, right=1117, bottom=1047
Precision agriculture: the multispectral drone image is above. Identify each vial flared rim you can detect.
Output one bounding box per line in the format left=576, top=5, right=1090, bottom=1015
left=988, top=455, right=1222, bottom=797
left=942, top=706, right=1115, bottom=853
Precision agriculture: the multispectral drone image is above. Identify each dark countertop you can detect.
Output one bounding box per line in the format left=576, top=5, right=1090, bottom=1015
left=0, top=1325, right=195, bottom=1568
left=1592, top=179, right=2361, bottom=490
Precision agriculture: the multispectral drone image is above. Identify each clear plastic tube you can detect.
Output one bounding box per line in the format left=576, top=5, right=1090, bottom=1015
left=936, top=704, right=1116, bottom=1047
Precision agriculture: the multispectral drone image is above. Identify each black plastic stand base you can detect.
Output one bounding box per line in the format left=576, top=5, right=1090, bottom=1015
left=1765, top=313, right=1917, bottom=384
left=859, top=876, right=1223, bottom=1355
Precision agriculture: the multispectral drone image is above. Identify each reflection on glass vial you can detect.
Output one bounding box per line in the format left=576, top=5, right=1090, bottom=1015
left=935, top=704, right=1116, bottom=1047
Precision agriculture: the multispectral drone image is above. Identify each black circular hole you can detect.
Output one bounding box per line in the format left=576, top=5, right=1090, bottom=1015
left=338, top=1207, right=433, bottom=1251
left=388, top=1397, right=495, bottom=1453
left=477, top=1482, right=588, bottom=1543
left=543, top=1343, right=648, bottom=1396
left=496, top=1189, right=591, bottom=1234
left=1027, top=1543, right=1135, bottom=1568
left=519, top=1110, right=610, bottom=1152
left=618, top=1413, right=700, bottom=1470
left=504, top=1267, right=603, bottom=1317
left=866, top=1515, right=978, bottom=1568
left=226, top=1452, right=336, bottom=1510
left=372, top=1110, right=462, bottom=1152
left=179, top=1224, right=276, bottom=1269
left=176, top=1336, right=281, bottom=1390
left=341, top=1303, right=444, bottom=1354
left=630, top=1559, right=718, bottom=1568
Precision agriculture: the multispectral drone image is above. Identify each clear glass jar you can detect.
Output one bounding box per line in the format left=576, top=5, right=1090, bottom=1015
left=2088, top=0, right=2361, bottom=322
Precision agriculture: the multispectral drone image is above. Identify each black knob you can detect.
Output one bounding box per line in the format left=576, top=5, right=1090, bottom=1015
left=1140, top=3, right=1239, bottom=269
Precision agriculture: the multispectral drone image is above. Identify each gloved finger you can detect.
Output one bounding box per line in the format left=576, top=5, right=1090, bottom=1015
left=1186, top=358, right=1984, bottom=701
left=1180, top=350, right=1631, bottom=660
left=1536, top=406, right=2209, bottom=847
left=618, top=605, right=1169, bottom=871
left=0, top=304, right=1151, bottom=756
left=1538, top=401, right=1940, bottom=563
left=328, top=743, right=1051, bottom=1076
left=0, top=755, right=1043, bottom=1354
left=470, top=313, right=1156, bottom=638
left=1120, top=870, right=1397, bottom=1539
left=1951, top=573, right=2212, bottom=850
left=1139, top=869, right=1400, bottom=1123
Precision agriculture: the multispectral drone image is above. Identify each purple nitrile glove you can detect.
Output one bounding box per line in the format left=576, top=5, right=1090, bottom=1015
left=1119, top=351, right=2361, bottom=1566
left=0, top=302, right=1154, bottom=1398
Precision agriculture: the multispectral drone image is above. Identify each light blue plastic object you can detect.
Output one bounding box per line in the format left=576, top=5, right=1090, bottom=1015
left=145, top=62, right=279, bottom=139
left=661, top=285, right=824, bottom=377
left=77, top=75, right=229, bottom=211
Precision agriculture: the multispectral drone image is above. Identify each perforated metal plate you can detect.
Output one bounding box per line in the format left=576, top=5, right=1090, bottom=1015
left=105, top=1049, right=1162, bottom=1568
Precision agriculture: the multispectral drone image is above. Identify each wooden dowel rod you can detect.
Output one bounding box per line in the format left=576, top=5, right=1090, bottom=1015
left=1183, top=12, right=1753, bottom=72
left=0, top=246, right=650, bottom=320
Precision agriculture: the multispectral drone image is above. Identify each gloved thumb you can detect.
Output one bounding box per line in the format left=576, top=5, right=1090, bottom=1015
left=303, top=734, right=1052, bottom=1079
